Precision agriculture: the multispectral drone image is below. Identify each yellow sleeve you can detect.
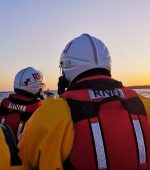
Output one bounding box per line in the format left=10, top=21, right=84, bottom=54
left=139, top=94, right=150, bottom=121
left=0, top=128, right=10, bottom=170
left=18, top=97, right=74, bottom=170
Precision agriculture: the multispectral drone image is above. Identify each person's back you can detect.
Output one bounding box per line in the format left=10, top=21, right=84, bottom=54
left=61, top=76, right=150, bottom=170
left=0, top=67, right=45, bottom=141
left=18, top=34, right=150, bottom=170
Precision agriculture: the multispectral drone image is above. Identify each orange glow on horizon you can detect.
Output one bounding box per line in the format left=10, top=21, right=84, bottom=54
left=1, top=75, right=150, bottom=92
left=114, top=74, right=150, bottom=87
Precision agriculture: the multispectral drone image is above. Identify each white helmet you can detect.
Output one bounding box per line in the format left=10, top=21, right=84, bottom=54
left=14, top=67, right=46, bottom=95
left=60, top=33, right=111, bottom=82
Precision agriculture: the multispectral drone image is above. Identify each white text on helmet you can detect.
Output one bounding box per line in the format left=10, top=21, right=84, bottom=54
left=32, top=72, right=42, bottom=81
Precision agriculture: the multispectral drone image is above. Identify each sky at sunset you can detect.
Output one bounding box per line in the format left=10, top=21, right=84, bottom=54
left=0, top=0, right=150, bottom=91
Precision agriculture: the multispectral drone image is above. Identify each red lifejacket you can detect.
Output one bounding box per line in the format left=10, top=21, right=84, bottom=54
left=62, top=76, right=150, bottom=170
left=0, top=93, right=42, bottom=141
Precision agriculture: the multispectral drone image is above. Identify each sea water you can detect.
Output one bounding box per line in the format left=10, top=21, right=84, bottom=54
left=134, top=89, right=150, bottom=99
left=0, top=89, right=150, bottom=102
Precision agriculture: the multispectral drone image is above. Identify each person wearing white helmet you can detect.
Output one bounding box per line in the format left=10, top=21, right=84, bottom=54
left=14, top=67, right=45, bottom=99
left=0, top=67, right=45, bottom=141
left=18, top=34, right=150, bottom=170
left=58, top=33, right=111, bottom=95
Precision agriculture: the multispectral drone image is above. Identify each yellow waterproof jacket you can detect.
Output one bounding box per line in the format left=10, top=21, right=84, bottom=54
left=18, top=97, right=74, bottom=170
left=139, top=94, right=150, bottom=121
left=0, top=126, right=24, bottom=170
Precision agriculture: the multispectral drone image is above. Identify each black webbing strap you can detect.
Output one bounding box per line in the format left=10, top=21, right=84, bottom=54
left=67, top=95, right=146, bottom=123
left=9, top=94, right=40, bottom=105
left=68, top=78, right=123, bottom=91
left=99, top=95, right=126, bottom=106
left=67, top=96, right=124, bottom=123
left=0, top=123, right=22, bottom=166
left=63, top=157, right=76, bottom=170
left=123, top=96, right=146, bottom=115
left=67, top=99, right=100, bottom=123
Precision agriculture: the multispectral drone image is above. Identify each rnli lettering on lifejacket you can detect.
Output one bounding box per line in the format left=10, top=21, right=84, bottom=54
left=8, top=102, right=26, bottom=112
left=88, top=88, right=125, bottom=99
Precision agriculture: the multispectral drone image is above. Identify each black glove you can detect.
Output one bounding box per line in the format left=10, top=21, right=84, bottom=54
left=57, top=76, right=69, bottom=95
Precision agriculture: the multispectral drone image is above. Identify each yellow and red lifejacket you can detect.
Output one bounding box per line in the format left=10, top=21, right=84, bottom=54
left=0, top=93, right=42, bottom=141
left=62, top=75, right=150, bottom=170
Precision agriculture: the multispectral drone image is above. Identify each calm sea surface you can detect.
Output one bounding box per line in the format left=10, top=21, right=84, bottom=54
left=134, top=89, right=150, bottom=99
left=0, top=89, right=150, bottom=102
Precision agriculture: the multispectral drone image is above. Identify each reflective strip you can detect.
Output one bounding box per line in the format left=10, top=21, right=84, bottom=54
left=91, top=122, right=107, bottom=169
left=1, top=117, right=5, bottom=123
left=17, top=122, right=24, bottom=141
left=88, top=88, right=124, bottom=99
left=133, top=120, right=146, bottom=164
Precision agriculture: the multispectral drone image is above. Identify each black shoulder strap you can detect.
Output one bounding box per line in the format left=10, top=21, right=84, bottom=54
left=0, top=123, right=22, bottom=166
left=63, top=157, right=76, bottom=170
left=123, top=96, right=146, bottom=115
left=67, top=99, right=100, bottom=123
left=9, top=94, right=40, bottom=105
left=67, top=95, right=146, bottom=123
left=68, top=78, right=123, bottom=90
